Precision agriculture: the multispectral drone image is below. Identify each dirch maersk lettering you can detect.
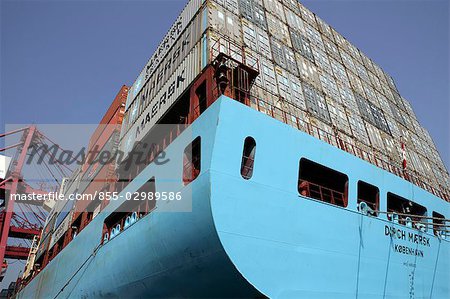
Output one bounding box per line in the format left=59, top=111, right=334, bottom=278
left=12, top=0, right=449, bottom=298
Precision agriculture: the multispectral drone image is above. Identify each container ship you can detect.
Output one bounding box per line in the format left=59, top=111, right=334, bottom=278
left=7, top=0, right=450, bottom=297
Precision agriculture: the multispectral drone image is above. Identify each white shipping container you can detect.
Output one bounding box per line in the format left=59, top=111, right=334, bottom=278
left=323, top=36, right=341, bottom=63
left=246, top=49, right=278, bottom=93
left=297, top=54, right=322, bottom=91
left=126, top=0, right=204, bottom=111
left=369, top=71, right=383, bottom=93
left=362, top=81, right=378, bottom=106
left=327, top=99, right=351, bottom=136
left=330, top=58, right=350, bottom=88
left=298, top=3, right=318, bottom=29
left=267, top=12, right=292, bottom=47
left=208, top=3, right=242, bottom=42
left=313, top=47, right=332, bottom=75
left=274, top=66, right=306, bottom=110
left=365, top=122, right=386, bottom=152
left=263, top=0, right=286, bottom=23
left=282, top=0, right=300, bottom=16
left=346, top=41, right=363, bottom=64
left=401, top=97, right=418, bottom=120
left=315, top=16, right=334, bottom=40
left=285, top=7, right=305, bottom=33
left=360, top=51, right=375, bottom=74
left=319, top=71, right=340, bottom=101
left=340, top=50, right=357, bottom=74
left=381, top=131, right=400, bottom=162
left=242, top=19, right=272, bottom=59
left=304, top=23, right=324, bottom=50
left=337, top=82, right=356, bottom=108
left=270, top=37, right=298, bottom=75
left=120, top=43, right=202, bottom=158
left=348, top=111, right=370, bottom=145
left=347, top=70, right=365, bottom=97
left=212, top=0, right=239, bottom=14
left=332, top=28, right=348, bottom=53
left=385, top=116, right=400, bottom=139
left=355, top=61, right=370, bottom=83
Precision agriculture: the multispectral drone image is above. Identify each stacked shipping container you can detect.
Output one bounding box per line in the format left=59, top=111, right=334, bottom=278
left=121, top=0, right=450, bottom=198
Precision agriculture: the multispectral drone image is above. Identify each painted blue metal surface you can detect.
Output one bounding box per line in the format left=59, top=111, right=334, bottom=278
left=17, top=96, right=450, bottom=298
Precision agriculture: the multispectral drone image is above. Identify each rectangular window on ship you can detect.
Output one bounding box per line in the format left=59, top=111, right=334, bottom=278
left=298, top=158, right=348, bottom=207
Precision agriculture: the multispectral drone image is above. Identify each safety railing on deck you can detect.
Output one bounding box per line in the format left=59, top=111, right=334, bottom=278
left=249, top=95, right=450, bottom=202
left=298, top=179, right=346, bottom=207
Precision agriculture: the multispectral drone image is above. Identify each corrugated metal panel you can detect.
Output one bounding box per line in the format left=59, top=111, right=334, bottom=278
left=340, top=50, right=356, bottom=74
left=274, top=66, right=306, bottom=110
left=401, top=97, right=418, bottom=120
left=355, top=93, right=390, bottom=134
left=347, top=70, right=365, bottom=97
left=332, top=28, right=348, bottom=53
left=126, top=0, right=204, bottom=111
left=290, top=29, right=314, bottom=63
left=389, top=101, right=406, bottom=127
left=355, top=61, right=370, bottom=84
left=124, top=7, right=207, bottom=131
left=327, top=99, right=351, bottom=135
left=246, top=48, right=277, bottom=92
left=365, top=122, right=386, bottom=153
left=316, top=16, right=334, bottom=40
left=362, top=81, right=378, bottom=105
left=330, top=58, right=349, bottom=87
left=304, top=23, right=324, bottom=50
left=285, top=7, right=304, bottom=33
left=337, top=82, right=356, bottom=109
left=211, top=0, right=239, bottom=14
left=283, top=0, right=301, bottom=16
left=270, top=37, right=286, bottom=70
left=297, top=54, right=321, bottom=91
left=242, top=19, right=272, bottom=59
left=298, top=2, right=318, bottom=29
left=263, top=0, right=286, bottom=23
left=368, top=71, right=383, bottom=93
left=120, top=42, right=202, bottom=158
left=360, top=51, right=375, bottom=74
left=313, top=47, right=332, bottom=75
left=267, top=12, right=292, bottom=47
left=382, top=131, right=399, bottom=161
left=303, top=82, right=331, bottom=123
left=385, top=116, right=400, bottom=139
left=319, top=71, right=340, bottom=101
left=348, top=111, right=370, bottom=145
left=323, top=36, right=341, bottom=63
left=208, top=2, right=242, bottom=42
left=238, top=0, right=267, bottom=29
left=346, top=41, right=363, bottom=64
left=282, top=0, right=300, bottom=16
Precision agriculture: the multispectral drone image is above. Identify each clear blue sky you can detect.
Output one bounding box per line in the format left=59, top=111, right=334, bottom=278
left=0, top=0, right=449, bottom=289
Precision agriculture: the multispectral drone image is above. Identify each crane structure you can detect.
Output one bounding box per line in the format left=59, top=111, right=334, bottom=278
left=0, top=126, right=72, bottom=283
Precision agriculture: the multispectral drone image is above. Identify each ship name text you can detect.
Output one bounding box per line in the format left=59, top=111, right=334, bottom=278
left=384, top=225, right=430, bottom=247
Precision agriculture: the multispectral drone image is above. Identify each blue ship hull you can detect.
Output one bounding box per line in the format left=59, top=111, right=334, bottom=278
left=17, top=97, right=450, bottom=298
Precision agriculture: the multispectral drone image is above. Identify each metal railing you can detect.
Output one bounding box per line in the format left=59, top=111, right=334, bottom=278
left=298, top=179, right=346, bottom=207
left=250, top=95, right=450, bottom=202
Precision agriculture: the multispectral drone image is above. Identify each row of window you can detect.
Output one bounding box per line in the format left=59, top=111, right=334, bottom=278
left=105, top=135, right=447, bottom=243
left=238, top=136, right=448, bottom=237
